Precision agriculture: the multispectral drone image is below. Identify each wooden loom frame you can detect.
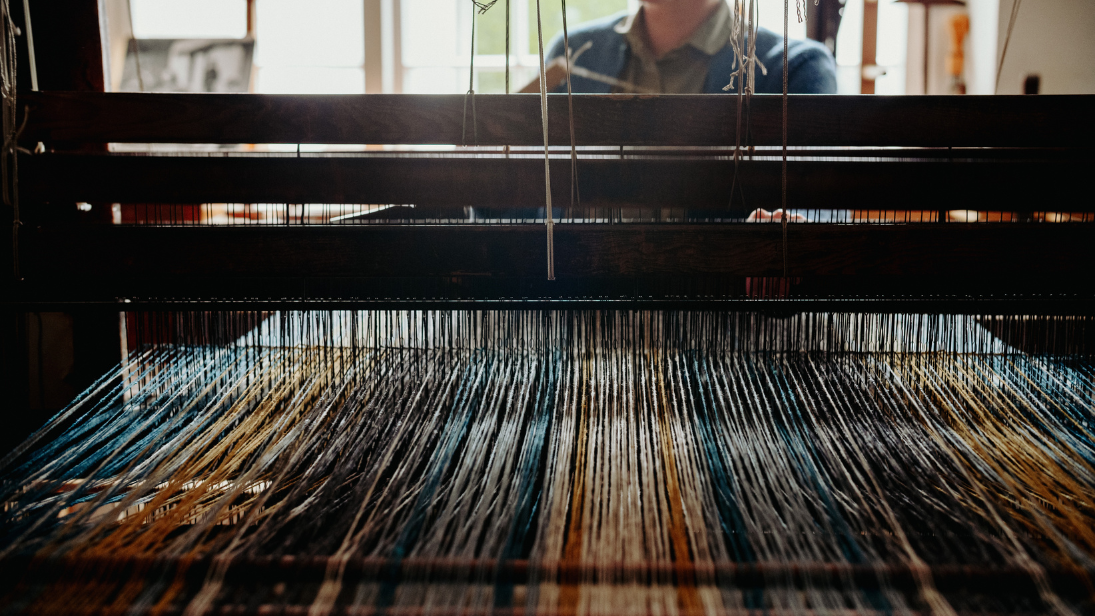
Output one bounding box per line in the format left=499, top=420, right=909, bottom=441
left=5, top=92, right=1095, bottom=312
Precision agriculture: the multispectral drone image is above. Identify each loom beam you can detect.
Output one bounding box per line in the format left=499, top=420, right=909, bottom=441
left=20, top=92, right=1095, bottom=147
left=17, top=154, right=1090, bottom=212
left=6, top=93, right=1093, bottom=311
left=6, top=224, right=1092, bottom=310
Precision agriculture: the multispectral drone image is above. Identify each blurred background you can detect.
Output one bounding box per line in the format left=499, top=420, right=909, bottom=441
left=102, top=0, right=1094, bottom=97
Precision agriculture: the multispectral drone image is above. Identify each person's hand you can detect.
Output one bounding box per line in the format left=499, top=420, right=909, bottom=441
left=746, top=208, right=805, bottom=223
left=744, top=209, right=804, bottom=299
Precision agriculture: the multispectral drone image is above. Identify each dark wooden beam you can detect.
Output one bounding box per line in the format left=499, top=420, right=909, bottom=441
left=21, top=92, right=1095, bottom=147
left=17, top=223, right=1091, bottom=280
left=18, top=153, right=1087, bottom=212
left=10, top=223, right=1090, bottom=310
left=11, top=298, right=1093, bottom=315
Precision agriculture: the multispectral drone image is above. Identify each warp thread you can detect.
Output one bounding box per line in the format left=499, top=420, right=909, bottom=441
left=2, top=311, right=1093, bottom=616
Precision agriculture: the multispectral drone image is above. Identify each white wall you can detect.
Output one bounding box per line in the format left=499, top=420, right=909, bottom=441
left=904, top=0, right=1093, bottom=95
left=965, top=0, right=998, bottom=94
left=995, top=0, right=1095, bottom=94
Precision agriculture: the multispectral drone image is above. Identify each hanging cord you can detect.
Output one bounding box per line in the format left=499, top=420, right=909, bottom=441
left=781, top=0, right=790, bottom=277
left=504, top=0, right=510, bottom=159
left=725, top=0, right=763, bottom=214
left=727, top=0, right=746, bottom=213
left=560, top=0, right=579, bottom=208
left=746, top=0, right=760, bottom=151
left=463, top=0, right=502, bottom=146
left=504, top=0, right=510, bottom=95
left=534, top=0, right=554, bottom=280
left=994, top=0, right=1021, bottom=94
left=461, top=3, right=478, bottom=146
left=2, top=1, right=21, bottom=278
left=18, top=0, right=33, bottom=91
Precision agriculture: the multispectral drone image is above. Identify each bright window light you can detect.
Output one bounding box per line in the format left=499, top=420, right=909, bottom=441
left=130, top=0, right=248, bottom=39
left=876, top=0, right=908, bottom=68
left=254, top=0, right=365, bottom=67
left=754, top=0, right=808, bottom=41
left=256, top=66, right=365, bottom=94
left=836, top=0, right=863, bottom=66
left=252, top=0, right=366, bottom=95
left=403, top=66, right=461, bottom=94
left=401, top=0, right=465, bottom=67
left=834, top=0, right=908, bottom=94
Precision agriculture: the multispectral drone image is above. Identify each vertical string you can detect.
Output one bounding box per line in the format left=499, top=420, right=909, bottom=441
left=728, top=0, right=745, bottom=212
left=462, top=3, right=478, bottom=146
left=2, top=0, right=20, bottom=279
left=504, top=0, right=511, bottom=160
left=561, top=0, right=579, bottom=209
left=504, top=0, right=510, bottom=95
left=994, top=0, right=1022, bottom=94
left=125, top=1, right=144, bottom=92
left=782, top=0, right=789, bottom=277
left=4, top=311, right=1095, bottom=615
left=534, top=0, right=555, bottom=280
left=20, top=0, right=35, bottom=91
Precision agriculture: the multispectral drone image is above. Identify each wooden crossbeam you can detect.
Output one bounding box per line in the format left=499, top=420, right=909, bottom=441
left=9, top=223, right=1089, bottom=309
left=19, top=153, right=1087, bottom=211
left=21, top=91, right=1095, bottom=147
left=19, top=223, right=1091, bottom=279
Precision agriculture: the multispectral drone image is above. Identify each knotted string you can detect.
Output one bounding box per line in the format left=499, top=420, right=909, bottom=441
left=725, top=0, right=764, bottom=215
left=727, top=1, right=749, bottom=214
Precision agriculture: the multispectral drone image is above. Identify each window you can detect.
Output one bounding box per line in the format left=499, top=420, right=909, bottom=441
left=254, top=0, right=366, bottom=94
left=400, top=0, right=628, bottom=94
left=126, top=0, right=896, bottom=97
left=123, top=0, right=252, bottom=93
left=130, top=0, right=248, bottom=39
left=835, top=0, right=909, bottom=94
left=128, top=0, right=367, bottom=95
left=875, top=0, right=908, bottom=94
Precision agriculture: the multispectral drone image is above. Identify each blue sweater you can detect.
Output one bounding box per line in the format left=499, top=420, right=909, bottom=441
left=545, top=11, right=837, bottom=94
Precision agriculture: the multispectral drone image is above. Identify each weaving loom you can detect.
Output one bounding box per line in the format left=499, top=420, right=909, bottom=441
left=3, top=6, right=1095, bottom=614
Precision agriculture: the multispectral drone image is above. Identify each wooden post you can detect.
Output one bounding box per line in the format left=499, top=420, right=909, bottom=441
left=861, top=0, right=879, bottom=94
left=7, top=1, right=120, bottom=455
left=364, top=0, right=383, bottom=94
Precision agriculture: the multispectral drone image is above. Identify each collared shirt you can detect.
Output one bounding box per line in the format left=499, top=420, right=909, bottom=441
left=613, top=2, right=733, bottom=94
